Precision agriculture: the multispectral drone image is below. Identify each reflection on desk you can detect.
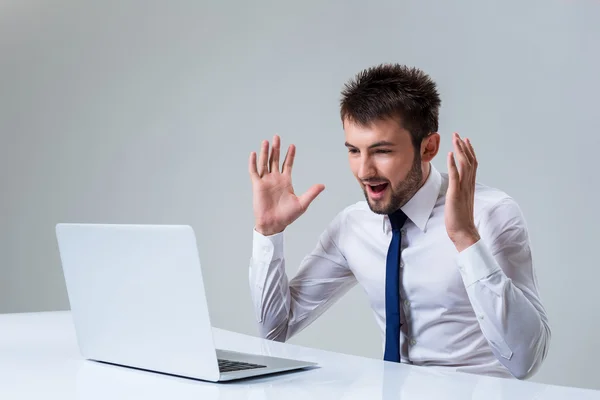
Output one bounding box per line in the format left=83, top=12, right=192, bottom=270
left=1, top=311, right=598, bottom=400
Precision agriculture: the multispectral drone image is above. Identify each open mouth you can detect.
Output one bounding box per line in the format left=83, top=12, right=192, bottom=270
left=369, top=183, right=388, bottom=193
left=365, top=182, right=389, bottom=199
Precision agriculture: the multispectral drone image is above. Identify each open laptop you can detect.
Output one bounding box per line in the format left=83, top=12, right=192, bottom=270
left=55, top=223, right=317, bottom=382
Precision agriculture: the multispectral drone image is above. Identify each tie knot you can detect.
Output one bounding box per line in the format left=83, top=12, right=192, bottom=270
left=389, top=209, right=408, bottom=232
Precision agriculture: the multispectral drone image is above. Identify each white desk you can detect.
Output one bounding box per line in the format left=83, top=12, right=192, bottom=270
left=1, top=311, right=598, bottom=399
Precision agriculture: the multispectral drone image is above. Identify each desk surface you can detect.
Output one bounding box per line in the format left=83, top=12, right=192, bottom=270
left=1, top=311, right=598, bottom=399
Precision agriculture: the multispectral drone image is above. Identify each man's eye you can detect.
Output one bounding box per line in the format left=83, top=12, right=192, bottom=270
left=375, top=149, right=391, bottom=154
left=348, top=148, right=359, bottom=154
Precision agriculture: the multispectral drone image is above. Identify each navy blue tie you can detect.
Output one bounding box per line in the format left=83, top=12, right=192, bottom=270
left=384, top=209, right=408, bottom=363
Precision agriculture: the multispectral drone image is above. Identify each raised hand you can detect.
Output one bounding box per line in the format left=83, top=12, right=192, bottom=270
left=445, top=132, right=481, bottom=252
left=249, top=135, right=325, bottom=236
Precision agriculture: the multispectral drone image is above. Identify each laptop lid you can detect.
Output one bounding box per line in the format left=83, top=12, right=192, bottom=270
left=56, top=223, right=220, bottom=382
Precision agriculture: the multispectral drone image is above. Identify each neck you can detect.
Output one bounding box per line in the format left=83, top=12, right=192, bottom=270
left=419, top=162, right=431, bottom=188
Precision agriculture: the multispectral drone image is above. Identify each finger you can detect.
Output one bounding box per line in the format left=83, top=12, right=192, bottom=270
left=269, top=135, right=281, bottom=174
left=257, top=140, right=269, bottom=176
left=447, top=151, right=459, bottom=190
left=456, top=134, right=475, bottom=185
left=465, top=138, right=478, bottom=187
left=453, top=133, right=471, bottom=179
left=465, top=138, right=477, bottom=167
left=298, top=184, right=325, bottom=210
left=461, top=138, right=473, bottom=162
left=248, top=152, right=259, bottom=180
left=454, top=133, right=471, bottom=164
left=281, top=144, right=296, bottom=175
left=461, top=137, right=474, bottom=164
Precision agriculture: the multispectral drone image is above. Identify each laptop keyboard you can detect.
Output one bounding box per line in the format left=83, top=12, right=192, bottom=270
left=218, top=358, right=267, bottom=373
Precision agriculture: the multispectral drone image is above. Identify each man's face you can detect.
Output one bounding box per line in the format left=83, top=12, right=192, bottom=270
left=344, top=118, right=424, bottom=215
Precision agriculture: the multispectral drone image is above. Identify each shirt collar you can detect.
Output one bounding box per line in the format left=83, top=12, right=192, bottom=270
left=382, top=163, right=442, bottom=233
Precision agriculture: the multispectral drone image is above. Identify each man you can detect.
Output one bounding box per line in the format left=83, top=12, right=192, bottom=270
left=247, top=64, right=550, bottom=380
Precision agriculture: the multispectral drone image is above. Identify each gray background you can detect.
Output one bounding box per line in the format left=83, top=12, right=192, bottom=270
left=1, top=0, right=599, bottom=391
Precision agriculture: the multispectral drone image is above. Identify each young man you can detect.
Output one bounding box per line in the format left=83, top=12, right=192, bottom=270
left=247, top=64, right=550, bottom=379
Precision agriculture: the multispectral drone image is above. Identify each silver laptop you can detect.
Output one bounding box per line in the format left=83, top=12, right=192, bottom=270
left=55, top=223, right=316, bottom=382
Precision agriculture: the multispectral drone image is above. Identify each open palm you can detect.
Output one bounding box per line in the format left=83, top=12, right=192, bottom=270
left=249, top=135, right=324, bottom=236
left=445, top=132, right=480, bottom=251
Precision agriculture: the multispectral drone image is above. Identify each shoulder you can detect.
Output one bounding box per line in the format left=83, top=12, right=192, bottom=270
left=325, top=201, right=378, bottom=233
left=340, top=200, right=372, bottom=215
left=469, top=181, right=529, bottom=245
left=473, top=182, right=525, bottom=224
left=440, top=170, right=524, bottom=220
left=337, top=201, right=378, bottom=223
left=474, top=183, right=519, bottom=213
left=439, top=171, right=527, bottom=234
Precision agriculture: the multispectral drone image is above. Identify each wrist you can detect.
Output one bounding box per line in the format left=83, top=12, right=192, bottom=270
left=451, top=229, right=480, bottom=252
left=255, top=224, right=285, bottom=237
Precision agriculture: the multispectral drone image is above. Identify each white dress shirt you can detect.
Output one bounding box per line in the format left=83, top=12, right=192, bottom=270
left=248, top=164, right=551, bottom=379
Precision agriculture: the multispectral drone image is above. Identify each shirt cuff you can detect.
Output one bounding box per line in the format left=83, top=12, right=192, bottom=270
left=456, top=239, right=502, bottom=287
left=252, top=228, right=284, bottom=263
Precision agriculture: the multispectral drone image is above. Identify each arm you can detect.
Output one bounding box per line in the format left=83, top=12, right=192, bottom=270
left=456, top=198, right=551, bottom=379
left=249, top=212, right=357, bottom=342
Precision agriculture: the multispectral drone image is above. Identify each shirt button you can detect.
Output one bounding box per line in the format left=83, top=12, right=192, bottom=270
left=410, top=339, right=417, bottom=346
left=401, top=228, right=407, bottom=236
left=400, top=260, right=405, bottom=268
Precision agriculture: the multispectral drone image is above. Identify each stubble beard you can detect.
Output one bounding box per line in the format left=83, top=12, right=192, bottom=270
left=363, top=152, right=423, bottom=215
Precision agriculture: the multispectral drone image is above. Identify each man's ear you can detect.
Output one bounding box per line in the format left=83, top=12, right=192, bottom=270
left=421, top=132, right=440, bottom=162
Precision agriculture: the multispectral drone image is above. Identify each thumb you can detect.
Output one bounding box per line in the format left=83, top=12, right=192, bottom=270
left=447, top=152, right=459, bottom=192
left=298, top=184, right=325, bottom=210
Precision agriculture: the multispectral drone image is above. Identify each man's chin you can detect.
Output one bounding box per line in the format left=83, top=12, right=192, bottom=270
left=366, top=197, right=393, bottom=215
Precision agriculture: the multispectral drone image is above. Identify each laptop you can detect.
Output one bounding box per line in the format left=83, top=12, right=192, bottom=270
left=55, top=223, right=317, bottom=382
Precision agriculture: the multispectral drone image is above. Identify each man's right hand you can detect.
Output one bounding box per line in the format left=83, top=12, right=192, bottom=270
left=248, top=135, right=325, bottom=236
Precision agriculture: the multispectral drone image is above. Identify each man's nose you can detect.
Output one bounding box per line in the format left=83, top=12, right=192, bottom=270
left=358, top=155, right=376, bottom=180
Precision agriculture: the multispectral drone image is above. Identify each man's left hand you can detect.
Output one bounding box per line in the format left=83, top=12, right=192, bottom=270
left=445, top=132, right=481, bottom=252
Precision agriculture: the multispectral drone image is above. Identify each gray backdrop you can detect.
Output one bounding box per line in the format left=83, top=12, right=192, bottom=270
left=1, top=0, right=599, bottom=391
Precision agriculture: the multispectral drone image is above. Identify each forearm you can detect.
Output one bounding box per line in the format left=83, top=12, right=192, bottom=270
left=249, top=231, right=293, bottom=341
left=465, top=271, right=550, bottom=379
left=249, top=253, right=357, bottom=342
left=248, top=220, right=356, bottom=342
left=457, top=240, right=550, bottom=379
